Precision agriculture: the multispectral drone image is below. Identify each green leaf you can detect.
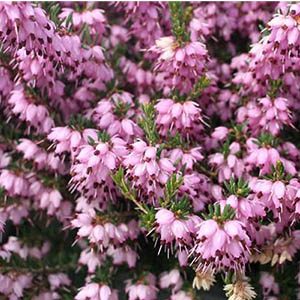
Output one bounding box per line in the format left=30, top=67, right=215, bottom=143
left=189, top=76, right=210, bottom=100
left=169, top=2, right=190, bottom=44
left=139, top=103, right=159, bottom=145
left=98, top=131, right=110, bottom=143
left=170, top=196, right=192, bottom=219
left=112, top=168, right=148, bottom=214
left=87, top=136, right=95, bottom=146
left=65, top=12, right=73, bottom=31
left=163, top=174, right=184, bottom=206
left=69, top=114, right=96, bottom=131
left=140, top=207, right=156, bottom=231
left=224, top=177, right=250, bottom=198
left=256, top=132, right=279, bottom=148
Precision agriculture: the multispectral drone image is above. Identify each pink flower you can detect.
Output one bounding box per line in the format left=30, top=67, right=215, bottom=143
left=155, top=99, right=204, bottom=139
left=126, top=273, right=157, bottom=300
left=75, top=283, right=117, bottom=300
left=59, top=7, right=106, bottom=41
left=170, top=291, right=193, bottom=300
left=120, top=57, right=155, bottom=94
left=150, top=37, right=208, bottom=94
left=72, top=211, right=140, bottom=251
left=106, top=25, right=129, bottom=48
left=193, top=218, right=251, bottom=272
left=209, top=142, right=244, bottom=183
left=8, top=87, right=54, bottom=133
left=177, top=250, right=188, bottom=267
left=89, top=92, right=142, bottom=141
left=253, top=177, right=300, bottom=220
left=0, top=170, right=30, bottom=198
left=221, top=194, right=265, bottom=222
left=179, top=173, right=211, bottom=212
left=17, top=139, right=64, bottom=172
left=107, top=245, right=138, bottom=268
left=123, top=140, right=175, bottom=202
left=70, top=135, right=128, bottom=201
left=211, top=126, right=229, bottom=141
left=79, top=249, right=103, bottom=273
left=259, top=273, right=279, bottom=297
left=48, top=273, right=71, bottom=290
left=118, top=2, right=170, bottom=51
left=237, top=96, right=293, bottom=136
left=155, top=208, right=200, bottom=247
left=159, top=269, right=182, bottom=292
left=246, top=138, right=296, bottom=175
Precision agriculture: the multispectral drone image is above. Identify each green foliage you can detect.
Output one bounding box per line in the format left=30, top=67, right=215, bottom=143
left=139, top=103, right=159, bottom=146
left=140, top=207, right=156, bottom=231
left=170, top=89, right=187, bottom=102
left=202, top=204, right=236, bottom=222
left=88, top=136, right=96, bottom=146
left=189, top=76, right=211, bottom=100
left=65, top=12, right=73, bottom=32
left=258, top=23, right=270, bottom=38
left=158, top=174, right=192, bottom=220
left=112, top=167, right=148, bottom=214
left=256, top=132, right=279, bottom=148
left=81, top=23, right=93, bottom=46
left=170, top=196, right=192, bottom=219
left=274, top=261, right=298, bottom=300
left=161, top=174, right=184, bottom=206
left=221, top=139, right=231, bottom=157
left=165, top=132, right=183, bottom=149
left=114, top=101, right=131, bottom=118
left=222, top=271, right=235, bottom=285
left=92, top=259, right=113, bottom=285
left=230, top=122, right=247, bottom=144
left=171, top=76, right=210, bottom=103
left=169, top=2, right=190, bottom=44
left=224, top=177, right=251, bottom=198
left=69, top=114, right=96, bottom=131
left=0, top=111, right=48, bottom=147
left=87, top=130, right=110, bottom=145
left=43, top=2, right=64, bottom=27
left=263, top=160, right=292, bottom=182
left=98, top=130, right=111, bottom=143
left=0, top=117, right=24, bottom=144
left=112, top=167, right=132, bottom=196
left=268, top=79, right=283, bottom=99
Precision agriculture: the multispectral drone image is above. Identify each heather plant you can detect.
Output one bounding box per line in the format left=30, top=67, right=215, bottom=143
left=0, top=2, right=300, bottom=300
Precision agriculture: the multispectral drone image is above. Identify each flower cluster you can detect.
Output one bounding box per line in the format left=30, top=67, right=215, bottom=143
left=150, top=37, right=208, bottom=95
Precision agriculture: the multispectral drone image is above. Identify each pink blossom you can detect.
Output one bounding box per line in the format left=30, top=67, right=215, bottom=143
left=159, top=269, right=182, bottom=292
left=76, top=283, right=117, bottom=300
left=193, top=218, right=251, bottom=272
left=150, top=37, right=208, bottom=94
left=126, top=273, right=157, bottom=300
left=123, top=140, right=175, bottom=201
left=155, top=99, right=204, bottom=138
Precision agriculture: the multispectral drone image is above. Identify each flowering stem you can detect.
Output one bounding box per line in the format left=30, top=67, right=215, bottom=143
left=169, top=2, right=189, bottom=44
left=139, top=104, right=159, bottom=146
left=112, top=167, right=148, bottom=214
